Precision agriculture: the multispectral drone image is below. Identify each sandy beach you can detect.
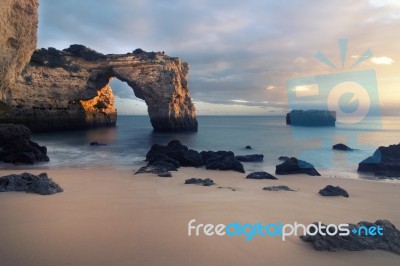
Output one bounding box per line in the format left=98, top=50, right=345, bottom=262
left=0, top=167, right=399, bottom=266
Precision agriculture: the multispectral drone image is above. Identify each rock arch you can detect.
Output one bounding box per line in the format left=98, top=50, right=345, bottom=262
left=0, top=45, right=198, bottom=132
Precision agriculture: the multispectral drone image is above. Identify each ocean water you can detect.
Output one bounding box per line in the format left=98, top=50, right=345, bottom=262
left=6, top=116, right=400, bottom=179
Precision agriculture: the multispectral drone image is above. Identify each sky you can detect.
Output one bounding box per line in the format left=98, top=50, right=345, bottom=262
left=37, top=0, right=400, bottom=115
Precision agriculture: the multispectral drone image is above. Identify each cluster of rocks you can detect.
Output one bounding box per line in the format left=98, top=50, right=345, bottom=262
left=0, top=124, right=49, bottom=164
left=358, top=143, right=400, bottom=178
left=301, top=220, right=400, bottom=255
left=136, top=140, right=245, bottom=175
left=0, top=172, right=62, bottom=195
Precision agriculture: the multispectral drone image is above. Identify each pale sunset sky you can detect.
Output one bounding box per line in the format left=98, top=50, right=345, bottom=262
left=37, top=0, right=400, bottom=115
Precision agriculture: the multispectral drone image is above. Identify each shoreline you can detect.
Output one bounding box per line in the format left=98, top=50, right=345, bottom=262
left=0, top=167, right=399, bottom=265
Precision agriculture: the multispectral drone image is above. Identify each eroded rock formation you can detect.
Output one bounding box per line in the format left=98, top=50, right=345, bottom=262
left=286, top=110, right=336, bottom=127
left=0, top=45, right=198, bottom=131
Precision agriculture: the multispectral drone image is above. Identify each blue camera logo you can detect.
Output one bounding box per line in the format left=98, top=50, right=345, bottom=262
left=286, top=39, right=381, bottom=169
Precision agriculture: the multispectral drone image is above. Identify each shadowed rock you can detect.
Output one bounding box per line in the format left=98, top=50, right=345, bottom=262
left=184, top=178, right=214, bottom=186
left=0, top=172, right=62, bottom=195
left=319, top=185, right=349, bottom=197
left=286, top=110, right=336, bottom=127
left=263, top=186, right=294, bottom=192
left=333, top=143, right=353, bottom=151
left=300, top=220, right=400, bottom=255
left=235, top=154, right=264, bottom=162
left=245, top=146, right=252, bottom=150
left=246, top=171, right=277, bottom=180
left=358, top=143, right=400, bottom=178
left=0, top=124, right=49, bottom=164
left=275, top=157, right=320, bottom=176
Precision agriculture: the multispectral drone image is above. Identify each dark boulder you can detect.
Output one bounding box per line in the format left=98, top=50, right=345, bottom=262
left=333, top=143, right=353, bottom=151
left=205, top=155, right=245, bottom=173
left=90, top=141, right=107, bottom=146
left=246, top=171, right=277, bottom=180
left=319, top=185, right=349, bottom=197
left=263, top=186, right=294, bottom=191
left=184, top=178, right=215, bottom=186
left=200, top=150, right=245, bottom=173
left=245, top=146, right=252, bottom=150
left=300, top=220, right=400, bottom=255
left=235, top=154, right=264, bottom=162
left=0, top=124, right=49, bottom=164
left=358, top=143, right=400, bottom=178
left=146, top=140, right=203, bottom=167
left=275, top=157, right=320, bottom=176
left=286, top=110, right=336, bottom=127
left=0, top=172, right=63, bottom=195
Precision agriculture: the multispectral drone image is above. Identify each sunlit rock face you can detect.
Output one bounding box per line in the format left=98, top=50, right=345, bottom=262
left=0, top=45, right=198, bottom=132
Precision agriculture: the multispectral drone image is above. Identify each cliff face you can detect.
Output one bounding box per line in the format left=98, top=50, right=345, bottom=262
left=0, top=0, right=38, bottom=105
left=1, top=45, right=198, bottom=131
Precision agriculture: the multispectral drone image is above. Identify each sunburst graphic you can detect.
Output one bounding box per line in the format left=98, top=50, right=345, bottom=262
left=315, top=39, right=373, bottom=69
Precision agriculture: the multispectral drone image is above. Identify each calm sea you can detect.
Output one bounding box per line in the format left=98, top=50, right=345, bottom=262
left=4, top=116, right=400, bottom=179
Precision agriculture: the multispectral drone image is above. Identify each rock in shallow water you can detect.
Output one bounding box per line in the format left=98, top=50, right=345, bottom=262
left=0, top=124, right=49, bottom=164
left=0, top=172, right=62, bottom=195
left=332, top=143, right=353, bottom=151
left=90, top=141, right=107, bottom=146
left=319, top=185, right=349, bottom=197
left=358, top=143, right=400, bottom=178
left=137, top=140, right=245, bottom=174
left=246, top=171, right=277, bottom=180
left=275, top=157, right=320, bottom=176
left=300, top=220, right=400, bottom=255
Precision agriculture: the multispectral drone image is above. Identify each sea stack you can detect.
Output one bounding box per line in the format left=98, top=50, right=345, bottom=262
left=286, top=110, right=336, bottom=127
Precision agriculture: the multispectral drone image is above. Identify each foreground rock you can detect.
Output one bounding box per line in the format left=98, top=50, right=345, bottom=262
left=275, top=157, right=320, bottom=176
left=319, top=185, right=349, bottom=197
left=333, top=143, right=353, bottom=151
left=0, top=124, right=49, bottom=164
left=184, top=178, right=214, bottom=186
left=136, top=140, right=245, bottom=174
left=158, top=172, right=172, bottom=178
left=301, top=220, right=400, bottom=255
left=235, top=154, right=264, bottom=162
left=0, top=172, right=62, bottom=195
left=263, top=186, right=294, bottom=192
left=286, top=110, right=336, bottom=127
left=358, top=143, right=400, bottom=178
left=202, top=151, right=245, bottom=173
left=0, top=44, right=198, bottom=132
left=246, top=171, right=277, bottom=180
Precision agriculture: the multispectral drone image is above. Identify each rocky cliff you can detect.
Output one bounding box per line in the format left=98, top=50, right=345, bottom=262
left=1, top=45, right=198, bottom=132
left=0, top=0, right=198, bottom=132
left=0, top=0, right=38, bottom=107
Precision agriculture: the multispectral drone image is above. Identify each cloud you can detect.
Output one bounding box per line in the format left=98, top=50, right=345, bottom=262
left=38, top=0, right=400, bottom=115
left=371, top=56, right=395, bottom=65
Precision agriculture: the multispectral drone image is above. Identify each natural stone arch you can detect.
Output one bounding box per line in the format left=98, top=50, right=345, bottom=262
left=0, top=45, right=198, bottom=132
